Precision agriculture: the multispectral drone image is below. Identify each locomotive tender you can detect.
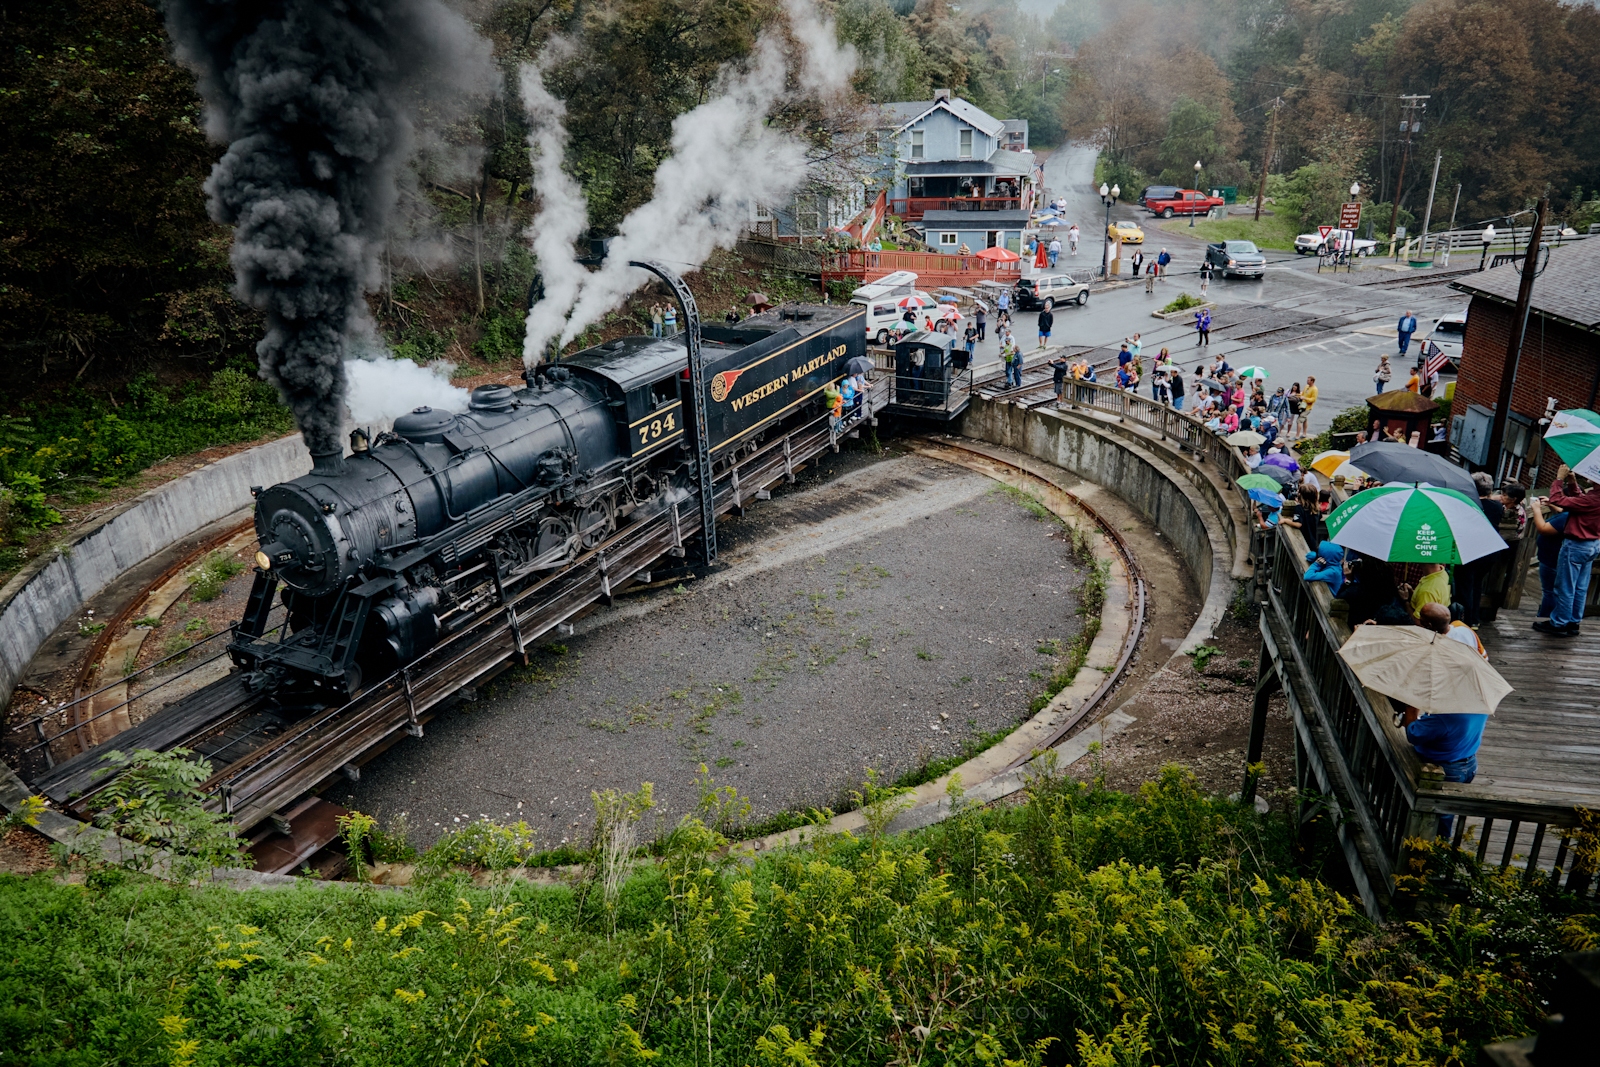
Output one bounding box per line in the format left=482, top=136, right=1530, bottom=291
left=231, top=302, right=866, bottom=698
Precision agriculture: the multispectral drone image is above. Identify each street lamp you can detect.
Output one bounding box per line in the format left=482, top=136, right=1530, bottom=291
left=1190, top=161, right=1202, bottom=227
left=1350, top=182, right=1361, bottom=198
left=1099, top=182, right=1119, bottom=279
left=1480, top=224, right=1496, bottom=271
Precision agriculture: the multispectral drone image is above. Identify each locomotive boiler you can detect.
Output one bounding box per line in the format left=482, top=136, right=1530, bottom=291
left=230, top=302, right=866, bottom=699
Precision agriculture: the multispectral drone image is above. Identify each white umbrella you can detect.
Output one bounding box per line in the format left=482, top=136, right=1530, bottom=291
left=1338, top=624, right=1512, bottom=716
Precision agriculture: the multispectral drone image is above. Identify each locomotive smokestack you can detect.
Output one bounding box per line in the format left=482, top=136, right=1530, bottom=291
left=160, top=0, right=495, bottom=457
left=310, top=450, right=349, bottom=477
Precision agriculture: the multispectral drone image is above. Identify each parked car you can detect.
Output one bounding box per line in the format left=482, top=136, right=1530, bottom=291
left=1204, top=241, right=1266, bottom=278
left=1422, top=310, right=1467, bottom=367
left=1108, top=219, right=1144, bottom=244
left=1138, top=185, right=1179, bottom=207
left=1293, top=229, right=1377, bottom=256
left=1144, top=189, right=1224, bottom=218
left=1013, top=274, right=1090, bottom=311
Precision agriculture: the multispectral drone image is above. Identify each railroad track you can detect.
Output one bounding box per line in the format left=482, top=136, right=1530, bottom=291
left=905, top=436, right=1147, bottom=765
left=31, top=402, right=867, bottom=833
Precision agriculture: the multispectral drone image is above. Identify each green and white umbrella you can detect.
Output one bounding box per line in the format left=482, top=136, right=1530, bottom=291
left=1237, top=366, right=1269, bottom=378
left=1325, top=485, right=1504, bottom=564
left=1544, top=408, right=1600, bottom=482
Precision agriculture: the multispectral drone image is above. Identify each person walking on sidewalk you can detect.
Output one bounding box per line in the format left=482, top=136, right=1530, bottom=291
left=1199, top=261, right=1213, bottom=298
left=1374, top=354, right=1393, bottom=393
left=1194, top=307, right=1211, bottom=346
left=1130, top=249, right=1144, bottom=278
left=1397, top=310, right=1418, bottom=357
left=1048, top=236, right=1062, bottom=267
left=1037, top=307, right=1054, bottom=351
left=1145, top=261, right=1157, bottom=293
left=975, top=305, right=987, bottom=341
left=1068, top=224, right=1080, bottom=255
left=1156, top=247, right=1172, bottom=280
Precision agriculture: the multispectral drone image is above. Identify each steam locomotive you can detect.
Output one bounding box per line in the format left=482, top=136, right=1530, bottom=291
left=230, top=303, right=865, bottom=698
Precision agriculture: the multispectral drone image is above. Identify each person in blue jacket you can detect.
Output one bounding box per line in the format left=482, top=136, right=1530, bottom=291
left=1396, top=309, right=1418, bottom=356
left=1303, top=541, right=1345, bottom=595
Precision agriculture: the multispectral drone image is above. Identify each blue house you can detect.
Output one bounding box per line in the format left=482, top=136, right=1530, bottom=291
left=919, top=209, right=1029, bottom=254
left=877, top=90, right=1037, bottom=222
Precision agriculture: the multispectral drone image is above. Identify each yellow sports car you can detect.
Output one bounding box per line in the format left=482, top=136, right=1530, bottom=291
left=1108, top=220, right=1144, bottom=244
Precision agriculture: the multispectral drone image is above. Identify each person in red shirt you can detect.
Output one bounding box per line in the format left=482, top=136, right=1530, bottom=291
left=1536, top=464, right=1600, bottom=636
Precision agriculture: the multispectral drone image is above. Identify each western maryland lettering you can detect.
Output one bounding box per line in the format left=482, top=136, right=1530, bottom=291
left=725, top=344, right=847, bottom=412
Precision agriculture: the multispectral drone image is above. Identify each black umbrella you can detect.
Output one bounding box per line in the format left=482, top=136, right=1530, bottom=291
left=845, top=356, right=874, bottom=375
left=1199, top=378, right=1225, bottom=391
left=1347, top=442, right=1477, bottom=496
left=1251, top=464, right=1295, bottom=487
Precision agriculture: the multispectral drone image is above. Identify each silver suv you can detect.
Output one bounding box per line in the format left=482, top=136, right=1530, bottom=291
left=1013, top=274, right=1090, bottom=311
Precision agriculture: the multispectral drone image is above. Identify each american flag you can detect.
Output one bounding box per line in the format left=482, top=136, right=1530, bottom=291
left=1423, top=340, right=1450, bottom=378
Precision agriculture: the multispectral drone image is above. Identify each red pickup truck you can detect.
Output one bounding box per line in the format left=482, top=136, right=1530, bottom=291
left=1145, top=189, right=1224, bottom=218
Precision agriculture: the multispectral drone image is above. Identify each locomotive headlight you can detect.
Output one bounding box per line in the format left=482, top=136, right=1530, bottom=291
left=255, top=540, right=293, bottom=571
left=256, top=550, right=273, bottom=570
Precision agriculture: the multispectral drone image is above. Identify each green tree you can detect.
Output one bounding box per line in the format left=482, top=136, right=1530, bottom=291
left=0, top=0, right=232, bottom=384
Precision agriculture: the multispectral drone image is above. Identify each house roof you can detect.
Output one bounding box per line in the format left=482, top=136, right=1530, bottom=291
left=1449, top=238, right=1600, bottom=332
left=1001, top=119, right=1028, bottom=136
left=879, top=97, right=1006, bottom=138
left=905, top=155, right=1034, bottom=179
left=921, top=210, right=1031, bottom=226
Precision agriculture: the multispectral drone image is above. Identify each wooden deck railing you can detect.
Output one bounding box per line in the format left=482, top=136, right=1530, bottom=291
left=891, top=197, right=1022, bottom=218
left=821, top=249, right=1023, bottom=284
left=1255, top=524, right=1597, bottom=920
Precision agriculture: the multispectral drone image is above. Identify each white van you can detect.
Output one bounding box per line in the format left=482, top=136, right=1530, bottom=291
left=851, top=271, right=935, bottom=345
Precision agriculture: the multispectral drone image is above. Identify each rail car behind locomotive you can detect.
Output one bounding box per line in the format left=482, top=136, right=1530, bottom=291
left=230, top=302, right=866, bottom=699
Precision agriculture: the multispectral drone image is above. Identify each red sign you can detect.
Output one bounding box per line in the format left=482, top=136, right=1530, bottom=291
left=1317, top=225, right=1334, bottom=241
left=1339, top=202, right=1362, bottom=229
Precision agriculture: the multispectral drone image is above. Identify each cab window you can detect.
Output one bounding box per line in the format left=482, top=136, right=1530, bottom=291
left=650, top=376, right=677, bottom=409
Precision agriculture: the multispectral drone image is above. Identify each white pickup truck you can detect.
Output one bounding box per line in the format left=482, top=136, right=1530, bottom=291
left=1294, top=229, right=1377, bottom=257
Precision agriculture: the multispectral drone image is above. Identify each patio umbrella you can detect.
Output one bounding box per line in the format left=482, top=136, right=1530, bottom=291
left=1337, top=625, right=1512, bottom=716
left=1325, top=484, right=1505, bottom=564
left=845, top=356, right=875, bottom=375
left=1038, top=217, right=1062, bottom=226
left=896, top=294, right=933, bottom=309
left=1251, top=465, right=1295, bottom=487
left=974, top=246, right=1022, bottom=262
left=1261, top=452, right=1299, bottom=472
left=937, top=294, right=961, bottom=302
left=1238, top=473, right=1285, bottom=492
left=1346, top=442, right=1477, bottom=496
left=1226, top=430, right=1266, bottom=447
left=1247, top=488, right=1285, bottom=508
left=1541, top=408, right=1600, bottom=482
left=1237, top=366, right=1270, bottom=379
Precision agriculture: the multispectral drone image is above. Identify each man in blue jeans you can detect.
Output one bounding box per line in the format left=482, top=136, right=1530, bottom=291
left=1401, top=603, right=1490, bottom=837
left=1396, top=309, right=1418, bottom=356
left=1536, top=463, right=1600, bottom=636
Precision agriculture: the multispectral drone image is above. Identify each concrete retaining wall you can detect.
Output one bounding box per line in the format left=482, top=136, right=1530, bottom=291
left=961, top=397, right=1241, bottom=647
left=0, top=434, right=308, bottom=711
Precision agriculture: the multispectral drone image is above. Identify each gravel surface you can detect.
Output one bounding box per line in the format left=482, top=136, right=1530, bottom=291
left=345, top=454, right=1092, bottom=849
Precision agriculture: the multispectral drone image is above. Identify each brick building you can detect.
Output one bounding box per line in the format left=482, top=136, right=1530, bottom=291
left=1448, top=239, right=1600, bottom=485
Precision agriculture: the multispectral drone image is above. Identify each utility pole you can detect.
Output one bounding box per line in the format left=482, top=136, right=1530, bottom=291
left=1441, top=183, right=1461, bottom=266
left=1253, top=98, right=1282, bottom=223
left=1482, top=196, right=1547, bottom=484
left=1388, top=95, right=1428, bottom=258
left=1418, top=151, right=1442, bottom=260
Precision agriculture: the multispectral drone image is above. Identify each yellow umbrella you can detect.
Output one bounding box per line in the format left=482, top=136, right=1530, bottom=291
left=1337, top=625, right=1512, bottom=715
left=1310, top=450, right=1367, bottom=481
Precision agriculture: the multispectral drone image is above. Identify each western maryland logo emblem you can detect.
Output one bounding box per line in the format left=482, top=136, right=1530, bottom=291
left=710, top=368, right=746, bottom=403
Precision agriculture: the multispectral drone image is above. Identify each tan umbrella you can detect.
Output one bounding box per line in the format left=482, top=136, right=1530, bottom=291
left=1337, top=624, right=1512, bottom=715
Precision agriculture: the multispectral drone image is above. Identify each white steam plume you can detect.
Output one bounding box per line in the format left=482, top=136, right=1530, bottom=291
left=343, top=358, right=468, bottom=426
left=520, top=0, right=856, bottom=367
left=518, top=40, right=590, bottom=364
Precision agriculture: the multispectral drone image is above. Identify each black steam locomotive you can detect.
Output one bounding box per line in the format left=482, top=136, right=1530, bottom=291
left=230, top=303, right=865, bottom=698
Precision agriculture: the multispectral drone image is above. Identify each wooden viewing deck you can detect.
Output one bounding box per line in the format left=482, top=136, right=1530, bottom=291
left=1254, top=527, right=1600, bottom=921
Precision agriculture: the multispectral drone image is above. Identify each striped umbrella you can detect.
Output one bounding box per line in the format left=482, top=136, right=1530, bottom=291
left=1325, top=484, right=1505, bottom=564
left=1543, top=408, right=1600, bottom=482
left=1237, top=366, right=1270, bottom=378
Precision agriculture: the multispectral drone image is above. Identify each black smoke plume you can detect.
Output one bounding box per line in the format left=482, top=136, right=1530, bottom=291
left=162, top=0, right=492, bottom=455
